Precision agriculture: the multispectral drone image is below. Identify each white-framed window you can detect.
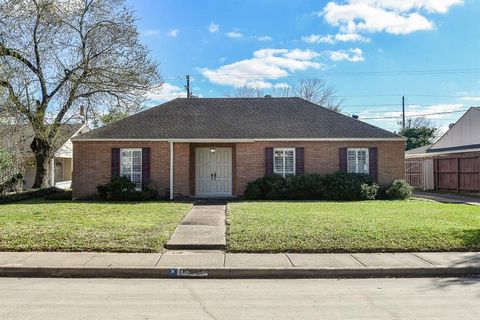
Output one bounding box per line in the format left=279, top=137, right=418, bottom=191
left=274, top=148, right=295, bottom=177
left=347, top=148, right=369, bottom=174
left=120, top=148, right=142, bottom=189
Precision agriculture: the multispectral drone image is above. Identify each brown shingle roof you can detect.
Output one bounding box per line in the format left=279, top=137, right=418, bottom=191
left=75, top=97, right=402, bottom=140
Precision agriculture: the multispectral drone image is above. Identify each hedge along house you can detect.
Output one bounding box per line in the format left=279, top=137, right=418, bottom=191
left=71, top=97, right=406, bottom=199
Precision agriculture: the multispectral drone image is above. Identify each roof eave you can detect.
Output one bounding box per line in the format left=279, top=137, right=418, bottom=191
left=72, top=137, right=406, bottom=142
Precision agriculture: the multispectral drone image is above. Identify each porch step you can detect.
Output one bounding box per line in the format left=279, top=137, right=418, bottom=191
left=166, top=204, right=227, bottom=250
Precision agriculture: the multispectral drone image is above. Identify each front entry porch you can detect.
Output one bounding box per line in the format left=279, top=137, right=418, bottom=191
left=195, top=147, right=232, bottom=197
left=170, top=142, right=237, bottom=199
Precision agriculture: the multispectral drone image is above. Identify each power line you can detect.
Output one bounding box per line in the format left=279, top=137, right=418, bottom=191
left=163, top=68, right=480, bottom=80
left=360, top=109, right=469, bottom=120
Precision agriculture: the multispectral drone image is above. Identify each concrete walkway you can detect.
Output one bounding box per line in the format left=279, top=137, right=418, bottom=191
left=166, top=203, right=227, bottom=250
left=414, top=191, right=480, bottom=205
left=0, top=251, right=479, bottom=278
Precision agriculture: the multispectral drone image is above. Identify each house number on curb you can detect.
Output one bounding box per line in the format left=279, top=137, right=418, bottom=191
left=168, top=268, right=209, bottom=277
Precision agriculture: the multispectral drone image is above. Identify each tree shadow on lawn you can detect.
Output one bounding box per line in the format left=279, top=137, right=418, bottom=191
left=8, top=198, right=193, bottom=205
left=426, top=229, right=480, bottom=292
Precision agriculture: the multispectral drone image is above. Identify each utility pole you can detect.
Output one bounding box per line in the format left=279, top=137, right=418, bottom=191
left=402, top=95, right=405, bottom=131
left=185, top=75, right=191, bottom=98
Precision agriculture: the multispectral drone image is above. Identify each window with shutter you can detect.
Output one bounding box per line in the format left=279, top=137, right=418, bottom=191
left=347, top=148, right=369, bottom=174
left=273, top=148, right=296, bottom=177
left=120, top=148, right=142, bottom=189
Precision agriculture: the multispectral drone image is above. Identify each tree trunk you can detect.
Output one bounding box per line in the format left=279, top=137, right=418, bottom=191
left=31, top=137, right=52, bottom=189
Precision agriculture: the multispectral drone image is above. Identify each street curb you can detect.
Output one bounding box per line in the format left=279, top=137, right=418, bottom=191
left=1, top=266, right=479, bottom=279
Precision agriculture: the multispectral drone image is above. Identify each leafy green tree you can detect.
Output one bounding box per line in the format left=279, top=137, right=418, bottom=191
left=399, top=117, right=438, bottom=150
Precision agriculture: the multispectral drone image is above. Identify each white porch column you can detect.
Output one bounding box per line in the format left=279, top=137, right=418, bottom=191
left=169, top=141, right=174, bottom=200
left=50, top=158, right=55, bottom=187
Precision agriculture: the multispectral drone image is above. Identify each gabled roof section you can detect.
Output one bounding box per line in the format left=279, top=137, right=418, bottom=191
left=430, top=107, right=480, bottom=151
left=74, top=97, right=403, bottom=141
left=0, top=123, right=86, bottom=156
left=405, top=144, right=432, bottom=155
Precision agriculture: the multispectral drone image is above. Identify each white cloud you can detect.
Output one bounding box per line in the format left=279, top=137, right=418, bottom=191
left=327, top=48, right=364, bottom=62
left=199, top=48, right=324, bottom=88
left=146, top=83, right=186, bottom=104
left=321, top=0, right=462, bottom=35
left=226, top=31, right=243, bottom=38
left=459, top=96, right=480, bottom=102
left=348, top=0, right=463, bottom=14
left=167, top=29, right=179, bottom=37
left=335, top=33, right=371, bottom=42
left=208, top=22, right=219, bottom=33
left=143, top=29, right=160, bottom=36
left=254, top=35, right=272, bottom=41
left=302, top=33, right=370, bottom=44
left=303, top=34, right=335, bottom=44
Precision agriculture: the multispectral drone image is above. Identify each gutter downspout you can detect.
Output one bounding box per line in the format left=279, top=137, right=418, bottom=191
left=169, top=142, right=174, bottom=200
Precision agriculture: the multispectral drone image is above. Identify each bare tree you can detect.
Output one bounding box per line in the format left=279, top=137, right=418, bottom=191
left=224, top=78, right=342, bottom=111
left=0, top=0, right=160, bottom=188
left=223, top=86, right=266, bottom=98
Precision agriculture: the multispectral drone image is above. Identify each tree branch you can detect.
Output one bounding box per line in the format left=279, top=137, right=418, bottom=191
left=0, top=45, right=39, bottom=75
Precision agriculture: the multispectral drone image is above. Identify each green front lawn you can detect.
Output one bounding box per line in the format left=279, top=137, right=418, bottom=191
left=0, top=200, right=191, bottom=252
left=227, top=200, right=480, bottom=252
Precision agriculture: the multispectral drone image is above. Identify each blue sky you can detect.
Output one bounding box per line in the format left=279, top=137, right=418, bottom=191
left=127, top=0, right=480, bottom=134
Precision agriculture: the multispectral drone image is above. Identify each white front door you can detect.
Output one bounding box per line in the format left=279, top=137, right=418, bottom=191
left=196, top=148, right=232, bottom=197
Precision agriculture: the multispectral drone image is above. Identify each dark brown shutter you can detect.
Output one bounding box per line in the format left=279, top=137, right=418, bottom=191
left=369, top=147, right=378, bottom=181
left=295, top=147, right=305, bottom=175
left=265, top=147, right=273, bottom=175
left=111, top=148, right=120, bottom=178
left=142, top=148, right=151, bottom=186
left=339, top=148, right=347, bottom=172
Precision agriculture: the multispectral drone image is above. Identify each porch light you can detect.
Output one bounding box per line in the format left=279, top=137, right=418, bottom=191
left=210, top=147, right=216, bottom=154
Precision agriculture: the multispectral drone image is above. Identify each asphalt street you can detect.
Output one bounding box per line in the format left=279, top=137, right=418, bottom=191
left=0, top=277, right=479, bottom=319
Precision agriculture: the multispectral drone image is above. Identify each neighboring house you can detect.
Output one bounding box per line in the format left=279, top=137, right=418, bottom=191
left=405, top=107, right=480, bottom=192
left=0, top=123, right=89, bottom=189
left=71, top=97, right=405, bottom=199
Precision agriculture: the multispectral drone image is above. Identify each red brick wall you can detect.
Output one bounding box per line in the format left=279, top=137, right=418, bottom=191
left=173, top=143, right=190, bottom=197
left=73, top=140, right=405, bottom=199
left=234, top=141, right=405, bottom=196
left=72, top=141, right=169, bottom=199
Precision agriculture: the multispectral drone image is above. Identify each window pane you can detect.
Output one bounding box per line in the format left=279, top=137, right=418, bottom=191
left=347, top=150, right=357, bottom=173
left=357, top=150, right=368, bottom=174
left=120, top=148, right=142, bottom=189
left=284, top=150, right=294, bottom=174
left=274, top=151, right=284, bottom=174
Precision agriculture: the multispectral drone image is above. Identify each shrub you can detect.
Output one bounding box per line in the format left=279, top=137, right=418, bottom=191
left=244, top=175, right=286, bottom=200
left=244, top=172, right=380, bottom=201
left=385, top=179, right=413, bottom=200
left=0, top=172, right=23, bottom=194
left=97, top=176, right=159, bottom=201
left=360, top=183, right=379, bottom=200
left=244, top=181, right=262, bottom=200
left=322, top=172, right=377, bottom=201
left=44, top=190, right=73, bottom=201
left=0, top=187, right=62, bottom=204
left=284, top=174, right=325, bottom=200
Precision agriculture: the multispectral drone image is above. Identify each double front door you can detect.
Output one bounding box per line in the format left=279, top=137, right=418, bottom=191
left=195, top=148, right=232, bottom=197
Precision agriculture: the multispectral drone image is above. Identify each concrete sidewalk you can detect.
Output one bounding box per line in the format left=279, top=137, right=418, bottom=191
left=0, top=251, right=479, bottom=279
left=166, top=204, right=227, bottom=250
left=414, top=191, right=480, bottom=205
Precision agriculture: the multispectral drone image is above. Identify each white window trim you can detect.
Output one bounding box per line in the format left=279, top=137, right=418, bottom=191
left=273, top=148, right=296, bottom=177
left=120, top=148, right=142, bottom=190
left=347, top=148, right=369, bottom=174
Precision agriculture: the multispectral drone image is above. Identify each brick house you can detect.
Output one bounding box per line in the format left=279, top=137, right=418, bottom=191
left=72, top=97, right=405, bottom=199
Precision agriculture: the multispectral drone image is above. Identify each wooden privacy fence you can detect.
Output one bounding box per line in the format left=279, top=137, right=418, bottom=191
left=434, top=156, right=480, bottom=192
